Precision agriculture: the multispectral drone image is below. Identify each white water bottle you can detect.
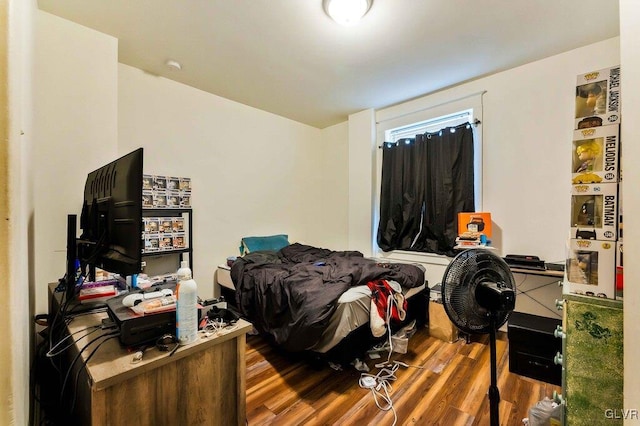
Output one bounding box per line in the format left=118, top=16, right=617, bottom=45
left=176, top=261, right=198, bottom=345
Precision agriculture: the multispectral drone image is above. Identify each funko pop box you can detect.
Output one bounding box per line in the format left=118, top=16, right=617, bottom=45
left=457, top=212, right=492, bottom=238
left=564, top=238, right=616, bottom=299
left=571, top=183, right=618, bottom=241
left=572, top=125, right=619, bottom=184
left=575, top=65, right=621, bottom=130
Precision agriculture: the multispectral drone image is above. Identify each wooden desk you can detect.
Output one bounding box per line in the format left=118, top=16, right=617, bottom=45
left=59, top=306, right=251, bottom=425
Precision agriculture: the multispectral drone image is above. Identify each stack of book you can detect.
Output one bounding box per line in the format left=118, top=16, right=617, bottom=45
left=455, top=231, right=485, bottom=248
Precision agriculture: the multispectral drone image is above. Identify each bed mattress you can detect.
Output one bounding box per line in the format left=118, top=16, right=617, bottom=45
left=216, top=264, right=425, bottom=353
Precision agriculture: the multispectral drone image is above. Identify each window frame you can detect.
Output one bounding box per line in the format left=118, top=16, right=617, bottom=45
left=373, top=93, right=484, bottom=262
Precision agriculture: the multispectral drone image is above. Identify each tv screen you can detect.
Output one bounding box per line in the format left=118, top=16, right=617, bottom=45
left=79, top=148, right=144, bottom=278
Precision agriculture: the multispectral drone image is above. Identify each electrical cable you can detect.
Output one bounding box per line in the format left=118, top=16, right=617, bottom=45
left=59, top=330, right=120, bottom=406
left=69, top=333, right=120, bottom=415
left=46, top=325, right=101, bottom=358
left=359, top=363, right=400, bottom=426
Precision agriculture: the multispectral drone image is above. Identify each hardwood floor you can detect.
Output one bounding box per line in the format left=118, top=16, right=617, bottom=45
left=246, top=326, right=560, bottom=425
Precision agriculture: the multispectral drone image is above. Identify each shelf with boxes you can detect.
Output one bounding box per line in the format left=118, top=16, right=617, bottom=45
left=141, top=174, right=193, bottom=277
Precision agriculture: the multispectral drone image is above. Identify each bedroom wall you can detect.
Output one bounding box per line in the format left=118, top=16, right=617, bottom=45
left=353, top=37, right=621, bottom=290
left=619, top=0, right=640, bottom=410
left=32, top=11, right=118, bottom=315
left=7, top=0, right=35, bottom=422
left=30, top=10, right=350, bottom=310
left=118, top=65, right=335, bottom=298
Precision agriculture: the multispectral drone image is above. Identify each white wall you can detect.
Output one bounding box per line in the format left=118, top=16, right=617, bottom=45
left=32, top=11, right=118, bottom=315
left=619, top=0, right=640, bottom=414
left=6, top=0, right=35, bottom=423
left=118, top=65, right=332, bottom=298
left=348, top=109, right=376, bottom=256
left=400, top=38, right=617, bottom=263
left=348, top=37, right=620, bottom=286
left=316, top=121, right=350, bottom=249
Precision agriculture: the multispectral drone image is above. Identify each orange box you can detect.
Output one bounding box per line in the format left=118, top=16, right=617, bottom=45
left=458, top=212, right=492, bottom=238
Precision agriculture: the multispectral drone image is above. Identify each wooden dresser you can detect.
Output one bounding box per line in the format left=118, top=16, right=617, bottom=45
left=49, top=291, right=252, bottom=426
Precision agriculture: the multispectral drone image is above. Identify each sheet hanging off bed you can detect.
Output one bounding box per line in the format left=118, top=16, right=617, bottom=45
left=230, top=243, right=425, bottom=352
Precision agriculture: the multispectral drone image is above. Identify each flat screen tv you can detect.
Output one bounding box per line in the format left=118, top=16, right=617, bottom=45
left=78, top=148, right=144, bottom=282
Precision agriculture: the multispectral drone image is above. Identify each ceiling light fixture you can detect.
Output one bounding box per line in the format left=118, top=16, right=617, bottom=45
left=323, top=0, right=373, bottom=26
left=165, top=59, right=182, bottom=71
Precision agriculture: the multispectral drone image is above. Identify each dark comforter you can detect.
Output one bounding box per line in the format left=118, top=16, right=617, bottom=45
left=230, top=243, right=425, bottom=352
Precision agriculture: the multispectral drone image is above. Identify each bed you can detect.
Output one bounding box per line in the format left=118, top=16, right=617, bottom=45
left=218, top=242, right=428, bottom=364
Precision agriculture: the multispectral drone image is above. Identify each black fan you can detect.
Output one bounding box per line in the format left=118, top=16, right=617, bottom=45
left=441, top=249, right=516, bottom=426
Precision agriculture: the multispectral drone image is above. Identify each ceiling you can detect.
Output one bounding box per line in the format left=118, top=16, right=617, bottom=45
left=37, top=0, right=620, bottom=129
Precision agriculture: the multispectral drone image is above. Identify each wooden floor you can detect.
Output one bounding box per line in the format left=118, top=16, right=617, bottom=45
left=246, top=326, right=560, bottom=426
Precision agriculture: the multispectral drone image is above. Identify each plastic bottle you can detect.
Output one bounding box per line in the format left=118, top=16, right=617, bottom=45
left=176, top=261, right=198, bottom=345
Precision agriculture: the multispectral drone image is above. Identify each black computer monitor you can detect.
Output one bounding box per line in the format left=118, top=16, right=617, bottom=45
left=77, top=148, right=144, bottom=285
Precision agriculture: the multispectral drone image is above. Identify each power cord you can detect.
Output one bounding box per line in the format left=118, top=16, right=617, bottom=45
left=359, top=363, right=400, bottom=426
left=45, top=325, right=102, bottom=358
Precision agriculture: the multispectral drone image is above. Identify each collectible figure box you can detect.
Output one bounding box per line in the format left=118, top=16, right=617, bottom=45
left=180, top=177, right=192, bottom=192
left=167, top=191, right=180, bottom=208
left=153, top=175, right=167, bottom=192
left=173, top=233, right=186, bottom=249
left=143, top=175, right=192, bottom=209
left=571, top=183, right=618, bottom=241
left=168, top=176, right=180, bottom=191
left=564, top=238, right=616, bottom=299
left=159, top=218, right=173, bottom=234
left=172, top=217, right=185, bottom=233
left=142, top=216, right=189, bottom=254
left=153, top=192, right=167, bottom=208
left=572, top=125, right=619, bottom=184
left=142, top=175, right=153, bottom=191
left=457, top=212, right=492, bottom=238
left=575, top=65, right=621, bottom=130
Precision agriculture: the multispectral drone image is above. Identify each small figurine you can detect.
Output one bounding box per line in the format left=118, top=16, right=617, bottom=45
left=575, top=140, right=601, bottom=173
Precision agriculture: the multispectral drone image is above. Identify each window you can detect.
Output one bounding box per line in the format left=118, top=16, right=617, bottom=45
left=374, top=92, right=484, bottom=259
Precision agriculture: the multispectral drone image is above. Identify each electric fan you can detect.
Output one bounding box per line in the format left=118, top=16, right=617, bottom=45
left=441, top=249, right=516, bottom=426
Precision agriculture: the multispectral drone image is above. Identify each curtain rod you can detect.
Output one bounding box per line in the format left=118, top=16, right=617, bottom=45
left=378, top=119, right=480, bottom=149
left=376, top=90, right=487, bottom=125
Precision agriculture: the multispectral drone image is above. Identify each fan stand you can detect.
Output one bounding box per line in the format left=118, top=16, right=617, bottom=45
left=488, top=314, right=500, bottom=426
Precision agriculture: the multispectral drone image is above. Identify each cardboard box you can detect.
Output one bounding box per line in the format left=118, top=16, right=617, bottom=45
left=564, top=238, right=616, bottom=299
left=572, top=125, right=619, bottom=184
left=457, top=212, right=492, bottom=238
left=575, top=65, right=621, bottom=129
left=428, top=300, right=459, bottom=343
left=571, top=183, right=618, bottom=241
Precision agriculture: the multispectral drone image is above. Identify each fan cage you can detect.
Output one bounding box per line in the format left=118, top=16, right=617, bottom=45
left=441, top=249, right=515, bottom=334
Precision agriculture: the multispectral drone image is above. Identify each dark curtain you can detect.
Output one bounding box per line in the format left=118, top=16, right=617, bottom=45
left=377, top=123, right=475, bottom=256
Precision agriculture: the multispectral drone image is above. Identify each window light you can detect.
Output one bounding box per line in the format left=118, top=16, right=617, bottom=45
left=323, top=0, right=373, bottom=26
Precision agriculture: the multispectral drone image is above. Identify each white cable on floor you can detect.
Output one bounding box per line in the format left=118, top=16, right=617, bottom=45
left=359, top=363, right=400, bottom=426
